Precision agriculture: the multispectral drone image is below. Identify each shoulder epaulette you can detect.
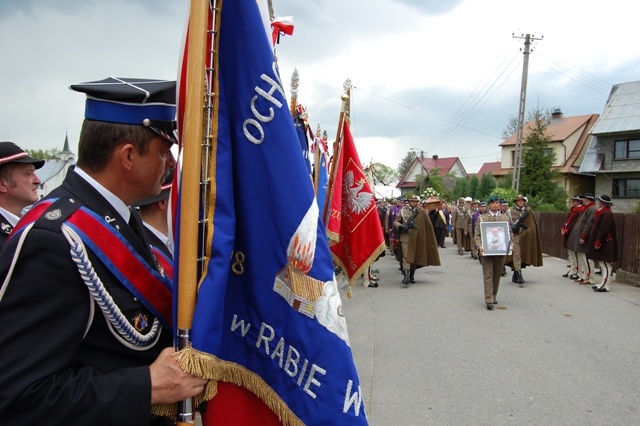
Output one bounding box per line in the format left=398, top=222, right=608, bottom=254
left=32, top=197, right=82, bottom=233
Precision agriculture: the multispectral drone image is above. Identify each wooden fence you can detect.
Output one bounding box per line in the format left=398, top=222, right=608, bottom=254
left=537, top=212, right=640, bottom=276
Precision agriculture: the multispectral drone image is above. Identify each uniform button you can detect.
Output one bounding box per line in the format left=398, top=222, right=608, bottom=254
left=133, top=297, right=138, bottom=302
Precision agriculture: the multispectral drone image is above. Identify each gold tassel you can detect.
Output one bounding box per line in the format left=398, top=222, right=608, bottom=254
left=347, top=284, right=352, bottom=298
left=152, top=346, right=305, bottom=425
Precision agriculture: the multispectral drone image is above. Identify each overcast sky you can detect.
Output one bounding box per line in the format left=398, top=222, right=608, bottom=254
left=1, top=0, right=638, bottom=174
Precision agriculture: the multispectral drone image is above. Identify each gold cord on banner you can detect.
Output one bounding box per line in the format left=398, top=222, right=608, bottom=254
left=152, top=347, right=304, bottom=426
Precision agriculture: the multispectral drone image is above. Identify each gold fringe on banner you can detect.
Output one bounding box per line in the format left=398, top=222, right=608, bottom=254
left=152, top=346, right=304, bottom=426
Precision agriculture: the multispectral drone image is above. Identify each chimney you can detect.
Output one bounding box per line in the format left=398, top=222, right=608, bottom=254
left=432, top=155, right=439, bottom=161
left=551, top=108, right=563, bottom=118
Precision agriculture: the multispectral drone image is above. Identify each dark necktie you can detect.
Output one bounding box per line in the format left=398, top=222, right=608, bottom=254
left=128, top=212, right=145, bottom=242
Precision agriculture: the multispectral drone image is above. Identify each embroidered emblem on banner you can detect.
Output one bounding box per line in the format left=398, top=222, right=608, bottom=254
left=272, top=201, right=349, bottom=344
left=342, top=158, right=375, bottom=231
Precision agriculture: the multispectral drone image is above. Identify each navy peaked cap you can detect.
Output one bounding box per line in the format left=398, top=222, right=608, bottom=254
left=70, top=77, right=178, bottom=143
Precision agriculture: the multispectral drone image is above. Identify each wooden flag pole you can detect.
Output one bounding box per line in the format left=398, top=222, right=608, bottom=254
left=175, top=0, right=209, bottom=424
left=313, top=124, right=321, bottom=196
left=322, top=90, right=349, bottom=226
left=178, top=0, right=207, bottom=350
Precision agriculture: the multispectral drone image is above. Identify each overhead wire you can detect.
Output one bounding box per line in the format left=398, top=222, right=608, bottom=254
left=430, top=46, right=519, bottom=148
left=536, top=52, right=611, bottom=96
left=349, top=36, right=624, bottom=176
left=351, top=86, right=502, bottom=140
left=429, top=53, right=522, bottom=151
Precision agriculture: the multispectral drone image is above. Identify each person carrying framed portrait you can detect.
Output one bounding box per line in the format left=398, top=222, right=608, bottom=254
left=474, top=195, right=513, bottom=310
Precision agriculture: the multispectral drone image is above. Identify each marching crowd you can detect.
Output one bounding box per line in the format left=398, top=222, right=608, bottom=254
left=375, top=191, right=619, bottom=309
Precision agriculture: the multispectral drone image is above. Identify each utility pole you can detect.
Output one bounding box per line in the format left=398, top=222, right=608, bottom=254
left=512, top=33, right=542, bottom=192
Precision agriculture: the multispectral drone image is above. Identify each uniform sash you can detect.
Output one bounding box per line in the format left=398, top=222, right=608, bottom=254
left=151, top=246, right=174, bottom=280
left=438, top=209, right=446, bottom=225
left=11, top=200, right=173, bottom=328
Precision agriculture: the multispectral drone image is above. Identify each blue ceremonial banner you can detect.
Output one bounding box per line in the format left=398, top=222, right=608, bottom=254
left=185, top=0, right=368, bottom=424
left=315, top=138, right=329, bottom=222
left=294, top=115, right=312, bottom=175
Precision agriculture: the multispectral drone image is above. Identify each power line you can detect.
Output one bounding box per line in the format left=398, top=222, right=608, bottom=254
left=351, top=86, right=503, bottom=140
left=428, top=58, right=521, bottom=151
left=430, top=48, right=520, bottom=149
left=537, top=52, right=611, bottom=96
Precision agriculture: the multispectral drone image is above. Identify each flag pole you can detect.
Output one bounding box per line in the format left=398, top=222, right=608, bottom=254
left=175, top=0, right=210, bottom=424
left=289, top=68, right=298, bottom=117
left=322, top=88, right=349, bottom=226
left=313, top=124, right=321, bottom=196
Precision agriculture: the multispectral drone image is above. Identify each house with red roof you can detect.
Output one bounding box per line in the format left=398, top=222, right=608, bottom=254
left=476, top=109, right=598, bottom=197
left=396, top=155, right=467, bottom=195
left=474, top=161, right=503, bottom=179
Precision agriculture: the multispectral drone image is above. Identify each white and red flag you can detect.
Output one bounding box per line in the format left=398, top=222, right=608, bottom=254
left=271, top=16, right=294, bottom=45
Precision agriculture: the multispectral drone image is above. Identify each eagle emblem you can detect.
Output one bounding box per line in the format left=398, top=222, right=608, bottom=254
left=342, top=169, right=374, bottom=220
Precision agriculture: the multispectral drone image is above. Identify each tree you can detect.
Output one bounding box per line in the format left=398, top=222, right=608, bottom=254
left=476, top=172, right=497, bottom=201
left=414, top=172, right=428, bottom=196
left=502, top=116, right=519, bottom=140
left=26, top=148, right=62, bottom=160
left=397, top=150, right=417, bottom=178
left=518, top=108, right=566, bottom=209
left=491, top=187, right=517, bottom=203
left=451, top=177, right=470, bottom=200
left=497, top=171, right=513, bottom=189
left=468, top=175, right=479, bottom=200
left=370, top=162, right=398, bottom=186
left=426, top=167, right=447, bottom=200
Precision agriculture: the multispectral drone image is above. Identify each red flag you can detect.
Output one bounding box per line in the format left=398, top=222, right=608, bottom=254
left=327, top=121, right=385, bottom=285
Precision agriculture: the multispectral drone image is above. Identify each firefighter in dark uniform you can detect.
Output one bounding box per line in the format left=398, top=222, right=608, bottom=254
left=135, top=169, right=175, bottom=259
left=0, top=77, right=206, bottom=425
left=0, top=142, right=44, bottom=248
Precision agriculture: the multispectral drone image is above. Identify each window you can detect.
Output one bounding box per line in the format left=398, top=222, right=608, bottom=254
left=614, top=140, right=640, bottom=159
left=613, top=178, right=640, bottom=197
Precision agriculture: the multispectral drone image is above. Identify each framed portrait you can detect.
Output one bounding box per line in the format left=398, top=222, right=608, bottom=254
left=480, top=221, right=510, bottom=256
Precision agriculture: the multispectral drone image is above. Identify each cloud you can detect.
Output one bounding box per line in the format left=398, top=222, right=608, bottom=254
left=0, top=0, right=187, bottom=153
left=390, top=0, right=463, bottom=14
left=0, top=0, right=176, bottom=17
left=1, top=0, right=639, bottom=176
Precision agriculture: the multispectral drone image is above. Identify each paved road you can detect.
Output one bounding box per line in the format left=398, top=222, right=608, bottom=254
left=342, top=243, right=640, bottom=426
